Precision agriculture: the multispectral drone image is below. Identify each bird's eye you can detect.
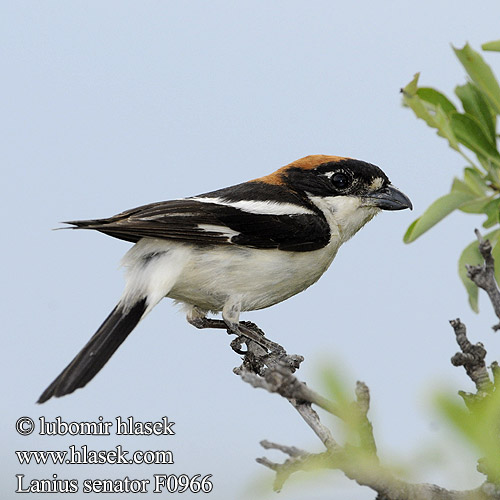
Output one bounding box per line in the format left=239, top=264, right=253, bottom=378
left=331, top=172, right=350, bottom=189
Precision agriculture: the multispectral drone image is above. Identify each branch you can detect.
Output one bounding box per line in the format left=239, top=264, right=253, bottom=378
left=256, top=435, right=492, bottom=500
left=229, top=332, right=499, bottom=499
left=233, top=339, right=341, bottom=418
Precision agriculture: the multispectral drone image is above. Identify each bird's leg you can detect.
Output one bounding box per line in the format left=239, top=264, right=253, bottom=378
left=186, top=306, right=226, bottom=329
left=186, top=306, right=246, bottom=353
left=222, top=299, right=284, bottom=354
left=187, top=316, right=227, bottom=330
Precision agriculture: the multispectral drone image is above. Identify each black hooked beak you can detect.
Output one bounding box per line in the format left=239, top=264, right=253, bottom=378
left=365, top=184, right=413, bottom=211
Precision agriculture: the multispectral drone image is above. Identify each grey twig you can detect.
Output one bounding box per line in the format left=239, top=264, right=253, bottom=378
left=291, top=401, right=340, bottom=449
left=450, top=318, right=493, bottom=394
left=260, top=440, right=307, bottom=457
left=255, top=456, right=280, bottom=471
left=256, top=448, right=333, bottom=492
left=466, top=229, right=500, bottom=330
left=355, top=381, right=378, bottom=457
left=491, top=362, right=500, bottom=386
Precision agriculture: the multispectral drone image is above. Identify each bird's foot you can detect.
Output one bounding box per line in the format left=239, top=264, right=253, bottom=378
left=229, top=336, right=247, bottom=355
left=227, top=321, right=285, bottom=355
left=188, top=315, right=283, bottom=355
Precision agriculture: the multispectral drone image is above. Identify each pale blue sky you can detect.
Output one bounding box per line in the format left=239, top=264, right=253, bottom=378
left=3, top=1, right=500, bottom=499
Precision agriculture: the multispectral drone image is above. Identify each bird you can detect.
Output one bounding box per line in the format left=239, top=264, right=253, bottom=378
left=38, top=154, right=412, bottom=403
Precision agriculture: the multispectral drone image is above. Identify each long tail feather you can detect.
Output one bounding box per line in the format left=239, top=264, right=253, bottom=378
left=37, top=298, right=147, bottom=403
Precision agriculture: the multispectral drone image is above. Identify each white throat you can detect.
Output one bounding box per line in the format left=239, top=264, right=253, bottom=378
left=308, top=195, right=380, bottom=244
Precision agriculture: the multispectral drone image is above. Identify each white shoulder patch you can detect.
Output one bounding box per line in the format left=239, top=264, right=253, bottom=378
left=191, top=197, right=314, bottom=216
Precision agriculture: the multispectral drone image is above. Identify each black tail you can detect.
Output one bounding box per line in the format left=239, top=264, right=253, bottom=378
left=37, top=298, right=147, bottom=403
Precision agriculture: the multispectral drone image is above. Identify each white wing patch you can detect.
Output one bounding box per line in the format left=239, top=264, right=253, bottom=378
left=197, top=224, right=240, bottom=239
left=190, top=196, right=314, bottom=216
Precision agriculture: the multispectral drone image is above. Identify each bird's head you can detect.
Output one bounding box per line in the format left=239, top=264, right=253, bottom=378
left=258, top=154, right=412, bottom=242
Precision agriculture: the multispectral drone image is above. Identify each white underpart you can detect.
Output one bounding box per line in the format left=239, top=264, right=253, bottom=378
left=119, top=194, right=379, bottom=325
left=121, top=239, right=332, bottom=316
left=120, top=240, right=190, bottom=314
left=190, top=196, right=314, bottom=215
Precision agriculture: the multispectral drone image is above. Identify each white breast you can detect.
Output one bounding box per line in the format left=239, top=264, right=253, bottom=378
left=167, top=240, right=341, bottom=311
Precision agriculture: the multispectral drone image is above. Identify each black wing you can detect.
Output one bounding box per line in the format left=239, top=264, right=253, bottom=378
left=65, top=189, right=331, bottom=252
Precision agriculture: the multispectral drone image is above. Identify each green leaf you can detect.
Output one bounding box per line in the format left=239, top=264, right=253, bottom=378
left=402, top=72, right=419, bottom=96
left=402, top=74, right=440, bottom=128
left=417, top=87, right=457, bottom=114
left=320, top=365, right=357, bottom=430
left=482, top=39, right=500, bottom=52
left=436, top=394, right=473, bottom=442
left=321, top=365, right=351, bottom=409
left=492, top=239, right=500, bottom=286
left=458, top=196, right=492, bottom=214
left=463, top=167, right=489, bottom=196
left=449, top=112, right=500, bottom=167
left=454, top=43, right=500, bottom=114
left=458, top=229, right=500, bottom=311
left=455, top=83, right=496, bottom=143
left=402, top=74, right=460, bottom=150
left=434, top=107, right=461, bottom=150
left=458, top=239, right=482, bottom=311
left=485, top=160, right=500, bottom=185
left=451, top=177, right=477, bottom=195
left=436, top=390, right=500, bottom=481
left=483, top=198, right=500, bottom=228
left=404, top=191, right=475, bottom=243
